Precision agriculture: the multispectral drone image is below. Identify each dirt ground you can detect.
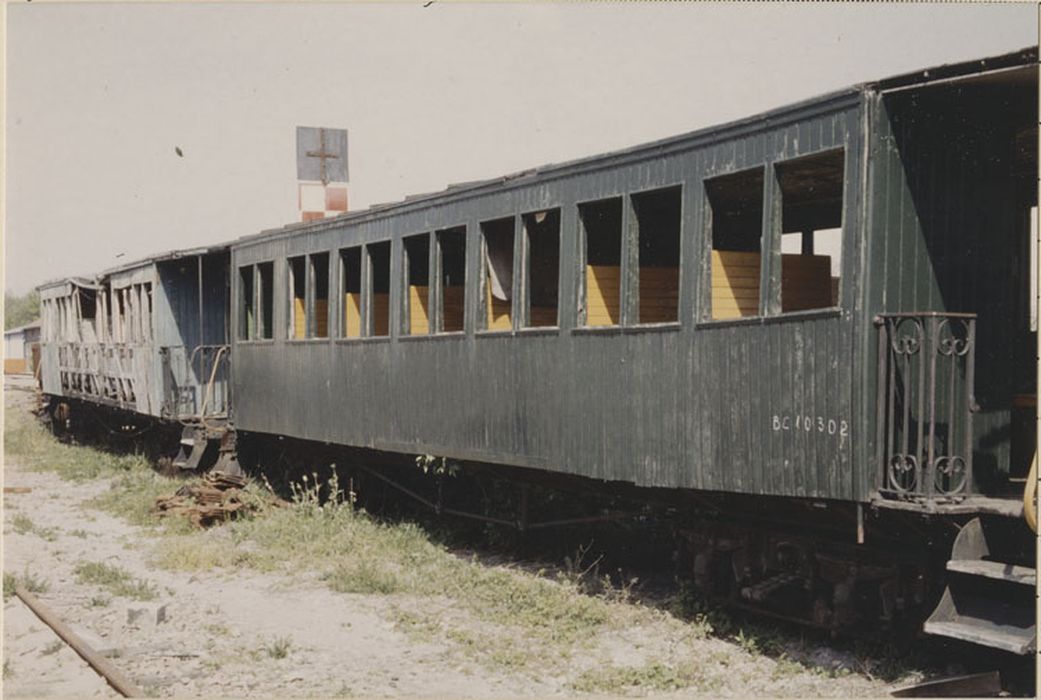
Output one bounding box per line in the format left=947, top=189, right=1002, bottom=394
left=1, top=374, right=910, bottom=698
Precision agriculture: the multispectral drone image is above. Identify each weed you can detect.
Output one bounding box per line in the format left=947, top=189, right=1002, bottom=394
left=205, top=622, right=231, bottom=637
left=68, top=529, right=90, bottom=539
left=263, top=635, right=293, bottom=660
left=74, top=561, right=157, bottom=601
left=41, top=640, right=64, bottom=657
left=3, top=572, right=17, bottom=602
left=3, top=658, right=11, bottom=679
left=88, top=595, right=111, bottom=608
left=12, top=514, right=35, bottom=535
left=569, top=660, right=714, bottom=694
left=4, top=404, right=151, bottom=483
left=11, top=514, right=58, bottom=541
left=19, top=568, right=50, bottom=595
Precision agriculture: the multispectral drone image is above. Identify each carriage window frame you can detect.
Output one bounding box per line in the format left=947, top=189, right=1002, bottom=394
left=309, top=252, right=331, bottom=339
left=773, top=147, right=846, bottom=317
left=434, top=225, right=468, bottom=336
left=477, top=216, right=518, bottom=336
left=364, top=240, right=393, bottom=339
left=401, top=232, right=433, bottom=337
left=238, top=264, right=256, bottom=341
left=631, top=184, right=683, bottom=328
left=520, top=207, right=562, bottom=330
left=338, top=245, right=364, bottom=340
left=576, top=195, right=624, bottom=331
left=238, top=261, right=276, bottom=343
left=286, top=255, right=309, bottom=342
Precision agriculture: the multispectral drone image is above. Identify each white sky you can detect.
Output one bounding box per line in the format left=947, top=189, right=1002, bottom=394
left=4, top=2, right=1037, bottom=295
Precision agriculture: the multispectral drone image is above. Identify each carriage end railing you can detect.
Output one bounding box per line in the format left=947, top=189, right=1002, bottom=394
left=875, top=312, right=976, bottom=502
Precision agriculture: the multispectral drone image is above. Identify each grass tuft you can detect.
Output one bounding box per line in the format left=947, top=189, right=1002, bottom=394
left=263, top=635, right=293, bottom=660
left=74, top=561, right=157, bottom=601
left=569, top=661, right=717, bottom=694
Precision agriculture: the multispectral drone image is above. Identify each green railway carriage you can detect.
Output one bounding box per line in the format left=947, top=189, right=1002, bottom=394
left=37, top=47, right=1038, bottom=653
left=228, top=48, right=1038, bottom=651
left=231, top=48, right=1035, bottom=506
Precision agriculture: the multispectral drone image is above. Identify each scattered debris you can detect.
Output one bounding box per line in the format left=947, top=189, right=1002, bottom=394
left=127, top=602, right=168, bottom=627
left=154, top=473, right=278, bottom=528
left=4, top=487, right=32, bottom=494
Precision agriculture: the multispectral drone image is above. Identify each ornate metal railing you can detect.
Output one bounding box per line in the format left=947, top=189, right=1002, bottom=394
left=875, top=313, right=976, bottom=501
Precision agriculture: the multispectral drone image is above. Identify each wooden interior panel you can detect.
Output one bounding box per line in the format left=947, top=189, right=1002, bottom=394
left=711, top=250, right=760, bottom=319
left=781, top=254, right=833, bottom=312
left=344, top=292, right=361, bottom=337
left=586, top=265, right=619, bottom=326
left=409, top=285, right=430, bottom=335
left=372, top=293, right=390, bottom=336
left=442, top=286, right=465, bottom=332
left=292, top=296, right=306, bottom=339
left=315, top=299, right=329, bottom=337
left=485, top=279, right=512, bottom=331
left=639, top=266, right=679, bottom=323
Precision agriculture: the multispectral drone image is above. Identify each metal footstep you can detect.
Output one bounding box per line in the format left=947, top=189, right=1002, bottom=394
left=923, top=518, right=1036, bottom=655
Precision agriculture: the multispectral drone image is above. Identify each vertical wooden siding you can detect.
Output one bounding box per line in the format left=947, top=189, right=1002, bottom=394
left=232, top=99, right=863, bottom=500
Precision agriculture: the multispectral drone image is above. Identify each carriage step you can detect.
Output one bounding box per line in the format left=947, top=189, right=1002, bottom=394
left=946, top=559, right=1035, bottom=586
left=923, top=518, right=1036, bottom=655
left=924, top=616, right=1035, bottom=655
left=172, top=427, right=208, bottom=471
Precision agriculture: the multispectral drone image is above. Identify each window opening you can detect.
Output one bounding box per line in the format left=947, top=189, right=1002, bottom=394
left=404, top=234, right=431, bottom=335
left=79, top=289, right=98, bottom=343
left=340, top=247, right=362, bottom=338
left=239, top=265, right=255, bottom=340
left=522, top=209, right=560, bottom=327
left=706, top=167, right=764, bottom=319
left=311, top=253, right=330, bottom=338
left=634, top=187, right=681, bottom=323
left=143, top=283, right=153, bottom=342
left=777, top=149, right=844, bottom=312
left=257, top=262, right=274, bottom=339
left=288, top=256, right=306, bottom=339
left=436, top=227, right=466, bottom=332
left=482, top=217, right=514, bottom=331
left=116, top=289, right=129, bottom=342
left=580, top=197, right=623, bottom=327
left=368, top=242, right=391, bottom=337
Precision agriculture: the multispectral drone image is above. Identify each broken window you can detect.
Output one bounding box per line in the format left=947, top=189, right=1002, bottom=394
left=239, top=265, right=255, bottom=340
left=634, top=186, right=681, bottom=324
left=340, top=247, right=362, bottom=338
left=436, top=227, right=466, bottom=333
left=258, top=262, right=274, bottom=339
left=522, top=209, right=560, bottom=328
left=311, top=252, right=330, bottom=338
left=580, top=197, right=622, bottom=327
left=116, top=288, right=129, bottom=342
left=367, top=241, right=391, bottom=337
left=706, top=167, right=764, bottom=320
left=288, top=256, right=306, bottom=339
left=404, top=234, right=431, bottom=335
left=481, top=217, right=514, bottom=331
left=777, top=149, right=844, bottom=312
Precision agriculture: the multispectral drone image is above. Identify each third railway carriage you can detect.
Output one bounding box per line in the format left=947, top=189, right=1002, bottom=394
left=37, top=246, right=236, bottom=471
left=36, top=47, right=1039, bottom=652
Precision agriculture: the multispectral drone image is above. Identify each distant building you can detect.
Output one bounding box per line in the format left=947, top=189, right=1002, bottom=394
left=5, top=320, right=41, bottom=375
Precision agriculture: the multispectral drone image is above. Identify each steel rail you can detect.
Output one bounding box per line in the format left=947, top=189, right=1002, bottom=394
left=14, top=585, right=144, bottom=698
